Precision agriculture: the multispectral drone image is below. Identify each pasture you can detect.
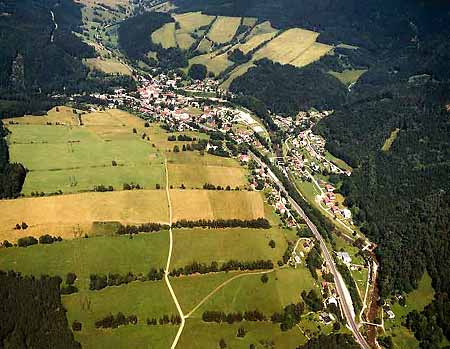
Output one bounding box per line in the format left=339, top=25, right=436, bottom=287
left=0, top=233, right=169, bottom=289
left=173, top=12, right=215, bottom=33
left=170, top=190, right=265, bottom=222
left=151, top=22, right=177, bottom=49
left=177, top=319, right=307, bottom=348
left=207, top=16, right=241, bottom=44
left=84, top=57, right=132, bottom=75
left=329, top=69, right=367, bottom=86
left=6, top=109, right=165, bottom=194
left=171, top=226, right=292, bottom=268
left=188, top=52, right=233, bottom=76
left=0, top=190, right=169, bottom=241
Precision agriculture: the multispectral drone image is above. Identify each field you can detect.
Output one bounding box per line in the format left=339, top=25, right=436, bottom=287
left=329, top=69, right=367, bottom=86
left=0, top=190, right=169, bottom=241
left=188, top=52, right=234, bottom=76
left=84, top=56, right=132, bottom=76
left=381, top=128, right=400, bottom=152
left=0, top=233, right=169, bottom=289
left=168, top=163, right=246, bottom=188
left=207, top=16, right=241, bottom=44
left=151, top=22, right=177, bottom=49
left=171, top=226, right=292, bottom=268
left=6, top=108, right=165, bottom=195
left=173, top=11, right=215, bottom=50
left=170, top=190, right=265, bottom=222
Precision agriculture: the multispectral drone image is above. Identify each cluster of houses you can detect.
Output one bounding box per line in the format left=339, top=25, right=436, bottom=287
left=320, top=182, right=352, bottom=221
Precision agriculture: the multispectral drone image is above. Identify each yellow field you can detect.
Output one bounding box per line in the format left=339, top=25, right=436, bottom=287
left=168, top=163, right=246, bottom=189
left=248, top=21, right=278, bottom=37
left=253, top=28, right=332, bottom=67
left=207, top=16, right=241, bottom=44
left=188, top=52, right=233, bottom=76
left=0, top=190, right=169, bottom=241
left=242, top=17, right=257, bottom=27
left=173, top=12, right=215, bottom=33
left=238, top=31, right=278, bottom=54
left=84, top=57, right=132, bottom=75
left=170, top=190, right=265, bottom=222
left=176, top=33, right=196, bottom=50
left=151, top=22, right=177, bottom=49
left=220, top=62, right=255, bottom=89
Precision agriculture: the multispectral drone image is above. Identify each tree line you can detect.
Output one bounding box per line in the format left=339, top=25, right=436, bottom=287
left=2, top=234, right=63, bottom=248
left=116, top=223, right=168, bottom=235
left=89, top=268, right=164, bottom=291
left=146, top=314, right=182, bottom=326
left=95, top=312, right=138, bottom=329
left=170, top=260, right=274, bottom=277
left=173, top=218, right=270, bottom=229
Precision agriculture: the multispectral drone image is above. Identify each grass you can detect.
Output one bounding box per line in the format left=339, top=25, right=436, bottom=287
left=171, top=226, right=292, bottom=268
left=381, top=128, right=400, bottom=152
left=173, top=12, right=215, bottom=33
left=177, top=318, right=308, bottom=348
left=170, top=190, right=265, bottom=222
left=64, top=282, right=177, bottom=348
left=187, top=267, right=316, bottom=316
left=0, top=190, right=169, bottom=241
left=6, top=109, right=165, bottom=195
left=167, top=151, right=239, bottom=167
left=207, top=16, right=241, bottom=44
left=385, top=272, right=434, bottom=349
left=84, top=57, right=132, bottom=75
left=188, top=52, right=234, bottom=76
left=168, top=163, right=246, bottom=189
left=324, top=151, right=353, bottom=172
left=151, top=22, right=177, bottom=49
left=0, top=233, right=169, bottom=289
left=329, top=69, right=367, bottom=86
left=333, top=235, right=365, bottom=265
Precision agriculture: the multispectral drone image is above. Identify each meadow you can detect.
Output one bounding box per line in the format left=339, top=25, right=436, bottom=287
left=207, top=16, right=241, bottom=44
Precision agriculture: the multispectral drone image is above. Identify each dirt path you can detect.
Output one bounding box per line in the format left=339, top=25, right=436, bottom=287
left=163, top=160, right=186, bottom=349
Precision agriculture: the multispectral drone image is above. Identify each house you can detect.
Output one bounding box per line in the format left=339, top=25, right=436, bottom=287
left=239, top=154, right=250, bottom=163
left=342, top=208, right=352, bottom=219
left=323, top=197, right=333, bottom=207
left=325, top=184, right=335, bottom=192
left=328, top=297, right=338, bottom=307
left=337, top=252, right=352, bottom=265
left=320, top=312, right=332, bottom=325
left=331, top=206, right=340, bottom=215
left=294, top=255, right=301, bottom=264
left=386, top=310, right=395, bottom=319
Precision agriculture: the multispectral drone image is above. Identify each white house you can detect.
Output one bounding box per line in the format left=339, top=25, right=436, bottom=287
left=337, top=252, right=352, bottom=265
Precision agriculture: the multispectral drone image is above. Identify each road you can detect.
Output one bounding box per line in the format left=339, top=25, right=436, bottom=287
left=50, top=10, right=57, bottom=43
left=164, top=160, right=185, bottom=349
left=249, top=151, right=371, bottom=349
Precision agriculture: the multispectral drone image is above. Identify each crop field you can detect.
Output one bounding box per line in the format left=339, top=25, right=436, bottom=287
left=6, top=109, right=165, bottom=194
left=207, top=16, right=241, bottom=44
left=0, top=233, right=169, bottom=289
left=178, top=319, right=307, bottom=348
left=171, top=226, right=292, bottom=268
left=252, top=28, right=332, bottom=67
left=0, top=190, right=168, bottom=241
left=84, top=57, right=132, bottom=75
left=168, top=163, right=246, bottom=189
left=170, top=190, right=265, bottom=222
left=151, top=22, right=177, bottom=49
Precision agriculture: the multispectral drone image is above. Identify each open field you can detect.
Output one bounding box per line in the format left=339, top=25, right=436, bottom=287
left=178, top=318, right=307, bottom=348
left=64, top=282, right=177, bottom=348
left=84, top=57, right=132, bottom=75
left=0, top=190, right=168, bottom=241
left=329, top=69, right=367, bottom=86
left=238, top=31, right=278, bottom=55
left=252, top=28, right=332, bottom=67
left=151, top=22, right=177, bottom=49
left=6, top=109, right=165, bottom=194
left=173, top=12, right=215, bottom=33
left=168, top=163, right=246, bottom=188
left=170, top=190, right=265, bottom=222
left=188, top=267, right=316, bottom=316
left=207, top=16, right=241, bottom=44
left=171, top=226, right=291, bottom=268
left=188, top=52, right=234, bottom=76
left=382, top=128, right=400, bottom=152
left=166, top=150, right=241, bottom=167
left=0, top=233, right=169, bottom=289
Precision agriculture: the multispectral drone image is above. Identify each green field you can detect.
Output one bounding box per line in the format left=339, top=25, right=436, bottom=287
left=171, top=226, right=292, bottom=268
left=151, top=22, right=177, bottom=49
left=7, top=111, right=164, bottom=195
left=329, top=69, right=367, bottom=86
left=177, top=319, right=308, bottom=348
left=381, top=128, right=400, bottom=152
left=0, top=233, right=169, bottom=289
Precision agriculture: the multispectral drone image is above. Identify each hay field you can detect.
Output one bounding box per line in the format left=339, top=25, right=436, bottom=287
left=188, top=52, right=233, bottom=76
left=253, top=28, right=332, bottom=67
left=151, top=22, right=177, bottom=48
left=173, top=11, right=215, bottom=33
left=289, top=42, right=333, bottom=67
left=0, top=190, right=169, bottom=241
left=6, top=109, right=165, bottom=194
left=242, top=17, right=257, bottom=27
left=167, top=151, right=241, bottom=167
left=207, top=16, right=241, bottom=44
left=170, top=190, right=264, bottom=222
left=329, top=68, right=367, bottom=86
left=249, top=21, right=278, bottom=37
left=175, top=33, right=196, bottom=50
left=168, top=163, right=246, bottom=189
left=238, top=31, right=278, bottom=54
left=171, top=226, right=290, bottom=268
left=84, top=57, right=132, bottom=75
left=196, top=37, right=213, bottom=53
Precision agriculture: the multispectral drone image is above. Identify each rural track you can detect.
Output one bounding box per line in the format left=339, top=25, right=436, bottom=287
left=164, top=159, right=186, bottom=349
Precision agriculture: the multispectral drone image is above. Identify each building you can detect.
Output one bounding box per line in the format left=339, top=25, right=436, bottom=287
left=337, top=252, right=352, bottom=265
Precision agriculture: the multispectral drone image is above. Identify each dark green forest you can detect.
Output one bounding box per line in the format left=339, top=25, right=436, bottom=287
left=296, top=334, right=359, bottom=349
left=0, top=270, right=80, bottom=348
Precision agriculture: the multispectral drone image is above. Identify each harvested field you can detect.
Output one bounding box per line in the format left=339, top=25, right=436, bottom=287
left=0, top=190, right=169, bottom=241
left=151, top=22, right=177, bottom=48
left=207, top=16, right=241, bottom=44
left=170, top=190, right=264, bottom=222
left=168, top=163, right=246, bottom=189
left=238, top=31, right=278, bottom=54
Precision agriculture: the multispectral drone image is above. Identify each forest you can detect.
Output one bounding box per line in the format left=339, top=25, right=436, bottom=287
left=0, top=271, right=80, bottom=348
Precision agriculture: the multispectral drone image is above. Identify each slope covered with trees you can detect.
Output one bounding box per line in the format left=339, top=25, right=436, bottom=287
left=0, top=270, right=80, bottom=348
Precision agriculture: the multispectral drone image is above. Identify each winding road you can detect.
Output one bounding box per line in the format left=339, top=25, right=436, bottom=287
left=249, top=151, right=371, bottom=349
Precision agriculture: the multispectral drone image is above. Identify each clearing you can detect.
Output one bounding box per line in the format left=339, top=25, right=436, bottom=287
left=381, top=128, right=400, bottom=152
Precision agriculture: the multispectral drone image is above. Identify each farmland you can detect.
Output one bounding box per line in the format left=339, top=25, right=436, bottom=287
left=151, top=22, right=177, bottom=49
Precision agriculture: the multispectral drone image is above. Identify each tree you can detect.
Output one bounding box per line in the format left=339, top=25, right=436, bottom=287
left=237, top=326, right=246, bottom=337
left=173, top=145, right=180, bottom=153
left=188, top=64, right=207, bottom=80
left=66, top=273, right=77, bottom=285
left=261, top=274, right=269, bottom=284
left=269, top=240, right=276, bottom=248
left=72, top=320, right=82, bottom=332
left=219, top=338, right=227, bottom=349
